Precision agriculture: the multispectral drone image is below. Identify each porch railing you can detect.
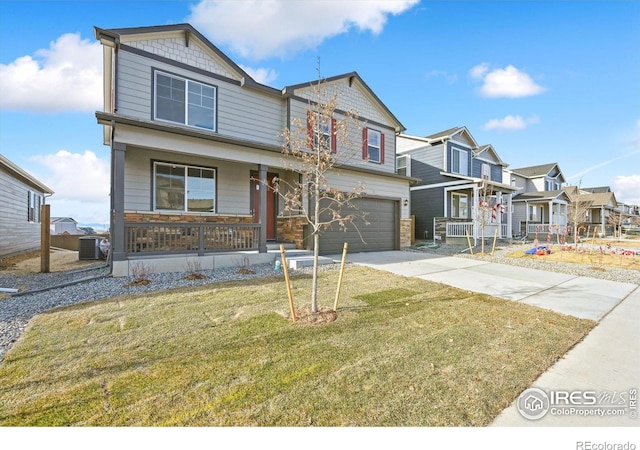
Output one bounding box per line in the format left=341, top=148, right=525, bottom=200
left=125, top=222, right=261, bottom=256
left=525, top=223, right=568, bottom=235
left=446, top=221, right=474, bottom=238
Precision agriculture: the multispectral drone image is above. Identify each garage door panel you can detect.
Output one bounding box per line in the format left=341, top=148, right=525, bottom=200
left=316, top=197, right=397, bottom=254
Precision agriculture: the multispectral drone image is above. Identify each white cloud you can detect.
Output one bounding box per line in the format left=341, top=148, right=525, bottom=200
left=30, top=150, right=109, bottom=204
left=188, top=0, right=419, bottom=60
left=471, top=64, right=546, bottom=98
left=239, top=64, right=279, bottom=85
left=426, top=70, right=458, bottom=84
left=483, top=115, right=540, bottom=131
left=469, top=62, right=490, bottom=79
left=611, top=174, right=640, bottom=206
left=0, top=33, right=102, bottom=112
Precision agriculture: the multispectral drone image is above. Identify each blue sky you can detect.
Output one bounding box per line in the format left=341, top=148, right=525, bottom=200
left=1, top=0, right=639, bottom=226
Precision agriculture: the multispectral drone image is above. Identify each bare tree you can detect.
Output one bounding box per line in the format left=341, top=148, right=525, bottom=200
left=476, top=180, right=501, bottom=255
left=565, top=186, right=593, bottom=245
left=275, top=74, right=365, bottom=313
left=607, top=211, right=625, bottom=239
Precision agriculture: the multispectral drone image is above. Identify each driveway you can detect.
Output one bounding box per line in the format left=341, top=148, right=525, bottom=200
left=329, top=250, right=640, bottom=426
left=330, top=250, right=638, bottom=321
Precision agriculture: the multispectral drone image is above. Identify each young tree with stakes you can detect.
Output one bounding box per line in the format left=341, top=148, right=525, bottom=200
left=274, top=75, right=366, bottom=313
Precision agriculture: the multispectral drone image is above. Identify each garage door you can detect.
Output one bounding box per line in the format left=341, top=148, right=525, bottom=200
left=316, top=197, right=398, bottom=254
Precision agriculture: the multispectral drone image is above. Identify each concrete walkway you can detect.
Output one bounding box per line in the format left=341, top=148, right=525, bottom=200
left=328, top=250, right=639, bottom=426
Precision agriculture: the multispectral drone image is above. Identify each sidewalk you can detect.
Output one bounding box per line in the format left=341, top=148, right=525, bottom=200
left=329, top=250, right=639, bottom=426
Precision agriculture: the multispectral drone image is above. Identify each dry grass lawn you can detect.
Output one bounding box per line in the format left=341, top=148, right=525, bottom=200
left=0, top=266, right=594, bottom=426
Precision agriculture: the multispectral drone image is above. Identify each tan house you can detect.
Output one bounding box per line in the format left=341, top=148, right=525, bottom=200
left=564, top=186, right=618, bottom=237
left=94, top=24, right=413, bottom=276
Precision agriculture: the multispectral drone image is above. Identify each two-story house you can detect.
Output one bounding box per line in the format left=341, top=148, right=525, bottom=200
left=0, top=154, right=54, bottom=258
left=504, top=163, right=570, bottom=238
left=94, top=24, right=412, bottom=276
left=563, top=185, right=618, bottom=237
left=397, top=127, right=516, bottom=245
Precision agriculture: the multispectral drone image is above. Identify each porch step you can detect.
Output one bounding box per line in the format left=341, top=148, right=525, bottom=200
left=267, top=242, right=297, bottom=251
left=285, top=255, right=334, bottom=270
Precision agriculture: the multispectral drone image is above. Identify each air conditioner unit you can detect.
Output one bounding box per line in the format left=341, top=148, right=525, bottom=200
left=79, top=236, right=103, bottom=260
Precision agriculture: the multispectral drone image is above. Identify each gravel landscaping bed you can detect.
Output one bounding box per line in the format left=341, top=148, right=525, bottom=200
left=0, top=262, right=343, bottom=362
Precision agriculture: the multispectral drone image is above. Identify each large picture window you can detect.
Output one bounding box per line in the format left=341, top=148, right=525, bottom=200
left=155, top=71, right=216, bottom=131
left=154, top=162, right=216, bottom=212
left=451, top=147, right=469, bottom=175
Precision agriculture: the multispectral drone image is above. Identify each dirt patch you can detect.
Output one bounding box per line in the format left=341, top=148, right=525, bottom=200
left=0, top=249, right=103, bottom=274
left=292, top=307, right=338, bottom=325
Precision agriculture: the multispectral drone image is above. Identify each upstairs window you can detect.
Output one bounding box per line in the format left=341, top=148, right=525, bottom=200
left=396, top=155, right=410, bottom=176
left=154, top=71, right=216, bottom=131
left=362, top=128, right=384, bottom=164
left=451, top=147, right=468, bottom=175
left=306, top=112, right=336, bottom=153
left=481, top=163, right=491, bottom=180
left=154, top=162, right=216, bottom=213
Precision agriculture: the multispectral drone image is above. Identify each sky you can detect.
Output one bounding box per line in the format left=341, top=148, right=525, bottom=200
left=1, top=0, right=639, bottom=228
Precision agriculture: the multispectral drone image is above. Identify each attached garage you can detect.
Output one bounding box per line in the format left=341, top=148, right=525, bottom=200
left=315, top=197, right=399, bottom=254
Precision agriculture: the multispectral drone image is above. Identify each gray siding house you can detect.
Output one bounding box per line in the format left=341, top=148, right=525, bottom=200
left=397, top=127, right=516, bottom=244
left=94, top=24, right=413, bottom=276
left=0, top=154, right=53, bottom=258
left=504, top=163, right=570, bottom=237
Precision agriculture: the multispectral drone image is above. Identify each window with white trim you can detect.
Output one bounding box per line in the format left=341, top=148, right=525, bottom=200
left=154, top=162, right=216, bottom=212
left=396, top=155, right=410, bottom=176
left=154, top=71, right=216, bottom=131
left=307, top=112, right=336, bottom=153
left=451, top=147, right=468, bottom=175
left=452, top=193, right=469, bottom=219
left=363, top=128, right=384, bottom=164
left=27, top=191, right=41, bottom=222
left=481, top=163, right=490, bottom=180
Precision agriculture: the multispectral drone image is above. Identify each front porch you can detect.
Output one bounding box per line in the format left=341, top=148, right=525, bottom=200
left=434, top=217, right=509, bottom=246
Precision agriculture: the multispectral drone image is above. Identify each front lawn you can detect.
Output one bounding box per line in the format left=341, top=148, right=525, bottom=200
left=0, top=266, right=593, bottom=426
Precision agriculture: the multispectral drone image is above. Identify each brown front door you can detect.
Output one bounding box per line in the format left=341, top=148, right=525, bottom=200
left=251, top=173, right=276, bottom=240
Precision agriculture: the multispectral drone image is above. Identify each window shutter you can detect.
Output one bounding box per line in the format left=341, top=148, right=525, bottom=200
left=331, top=118, right=337, bottom=153
left=380, top=132, right=385, bottom=164
left=362, top=127, right=368, bottom=160
left=306, top=111, right=313, bottom=149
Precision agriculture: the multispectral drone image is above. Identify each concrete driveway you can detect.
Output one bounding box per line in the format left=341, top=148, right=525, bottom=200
left=328, top=250, right=639, bottom=426
left=331, top=250, right=638, bottom=321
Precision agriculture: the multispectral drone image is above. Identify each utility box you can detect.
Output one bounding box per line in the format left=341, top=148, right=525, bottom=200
left=79, top=236, right=103, bottom=260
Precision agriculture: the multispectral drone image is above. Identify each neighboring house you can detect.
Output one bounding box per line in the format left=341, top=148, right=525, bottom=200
left=0, top=154, right=54, bottom=258
left=94, top=24, right=413, bottom=276
left=397, top=127, right=516, bottom=244
left=504, top=163, right=571, bottom=237
left=51, top=217, right=78, bottom=235
left=564, top=186, right=618, bottom=237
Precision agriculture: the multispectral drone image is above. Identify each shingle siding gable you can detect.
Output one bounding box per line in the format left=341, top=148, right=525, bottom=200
left=127, top=38, right=242, bottom=81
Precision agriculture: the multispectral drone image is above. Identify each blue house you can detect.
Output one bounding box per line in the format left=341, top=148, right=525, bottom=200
left=397, top=127, right=517, bottom=245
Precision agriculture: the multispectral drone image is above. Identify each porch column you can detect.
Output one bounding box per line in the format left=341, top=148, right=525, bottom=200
left=258, top=164, right=268, bottom=253
left=506, top=193, right=513, bottom=239
left=111, top=142, right=126, bottom=262
left=601, top=206, right=605, bottom=236
left=549, top=200, right=554, bottom=229
left=472, top=185, right=479, bottom=245
left=497, top=192, right=503, bottom=237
